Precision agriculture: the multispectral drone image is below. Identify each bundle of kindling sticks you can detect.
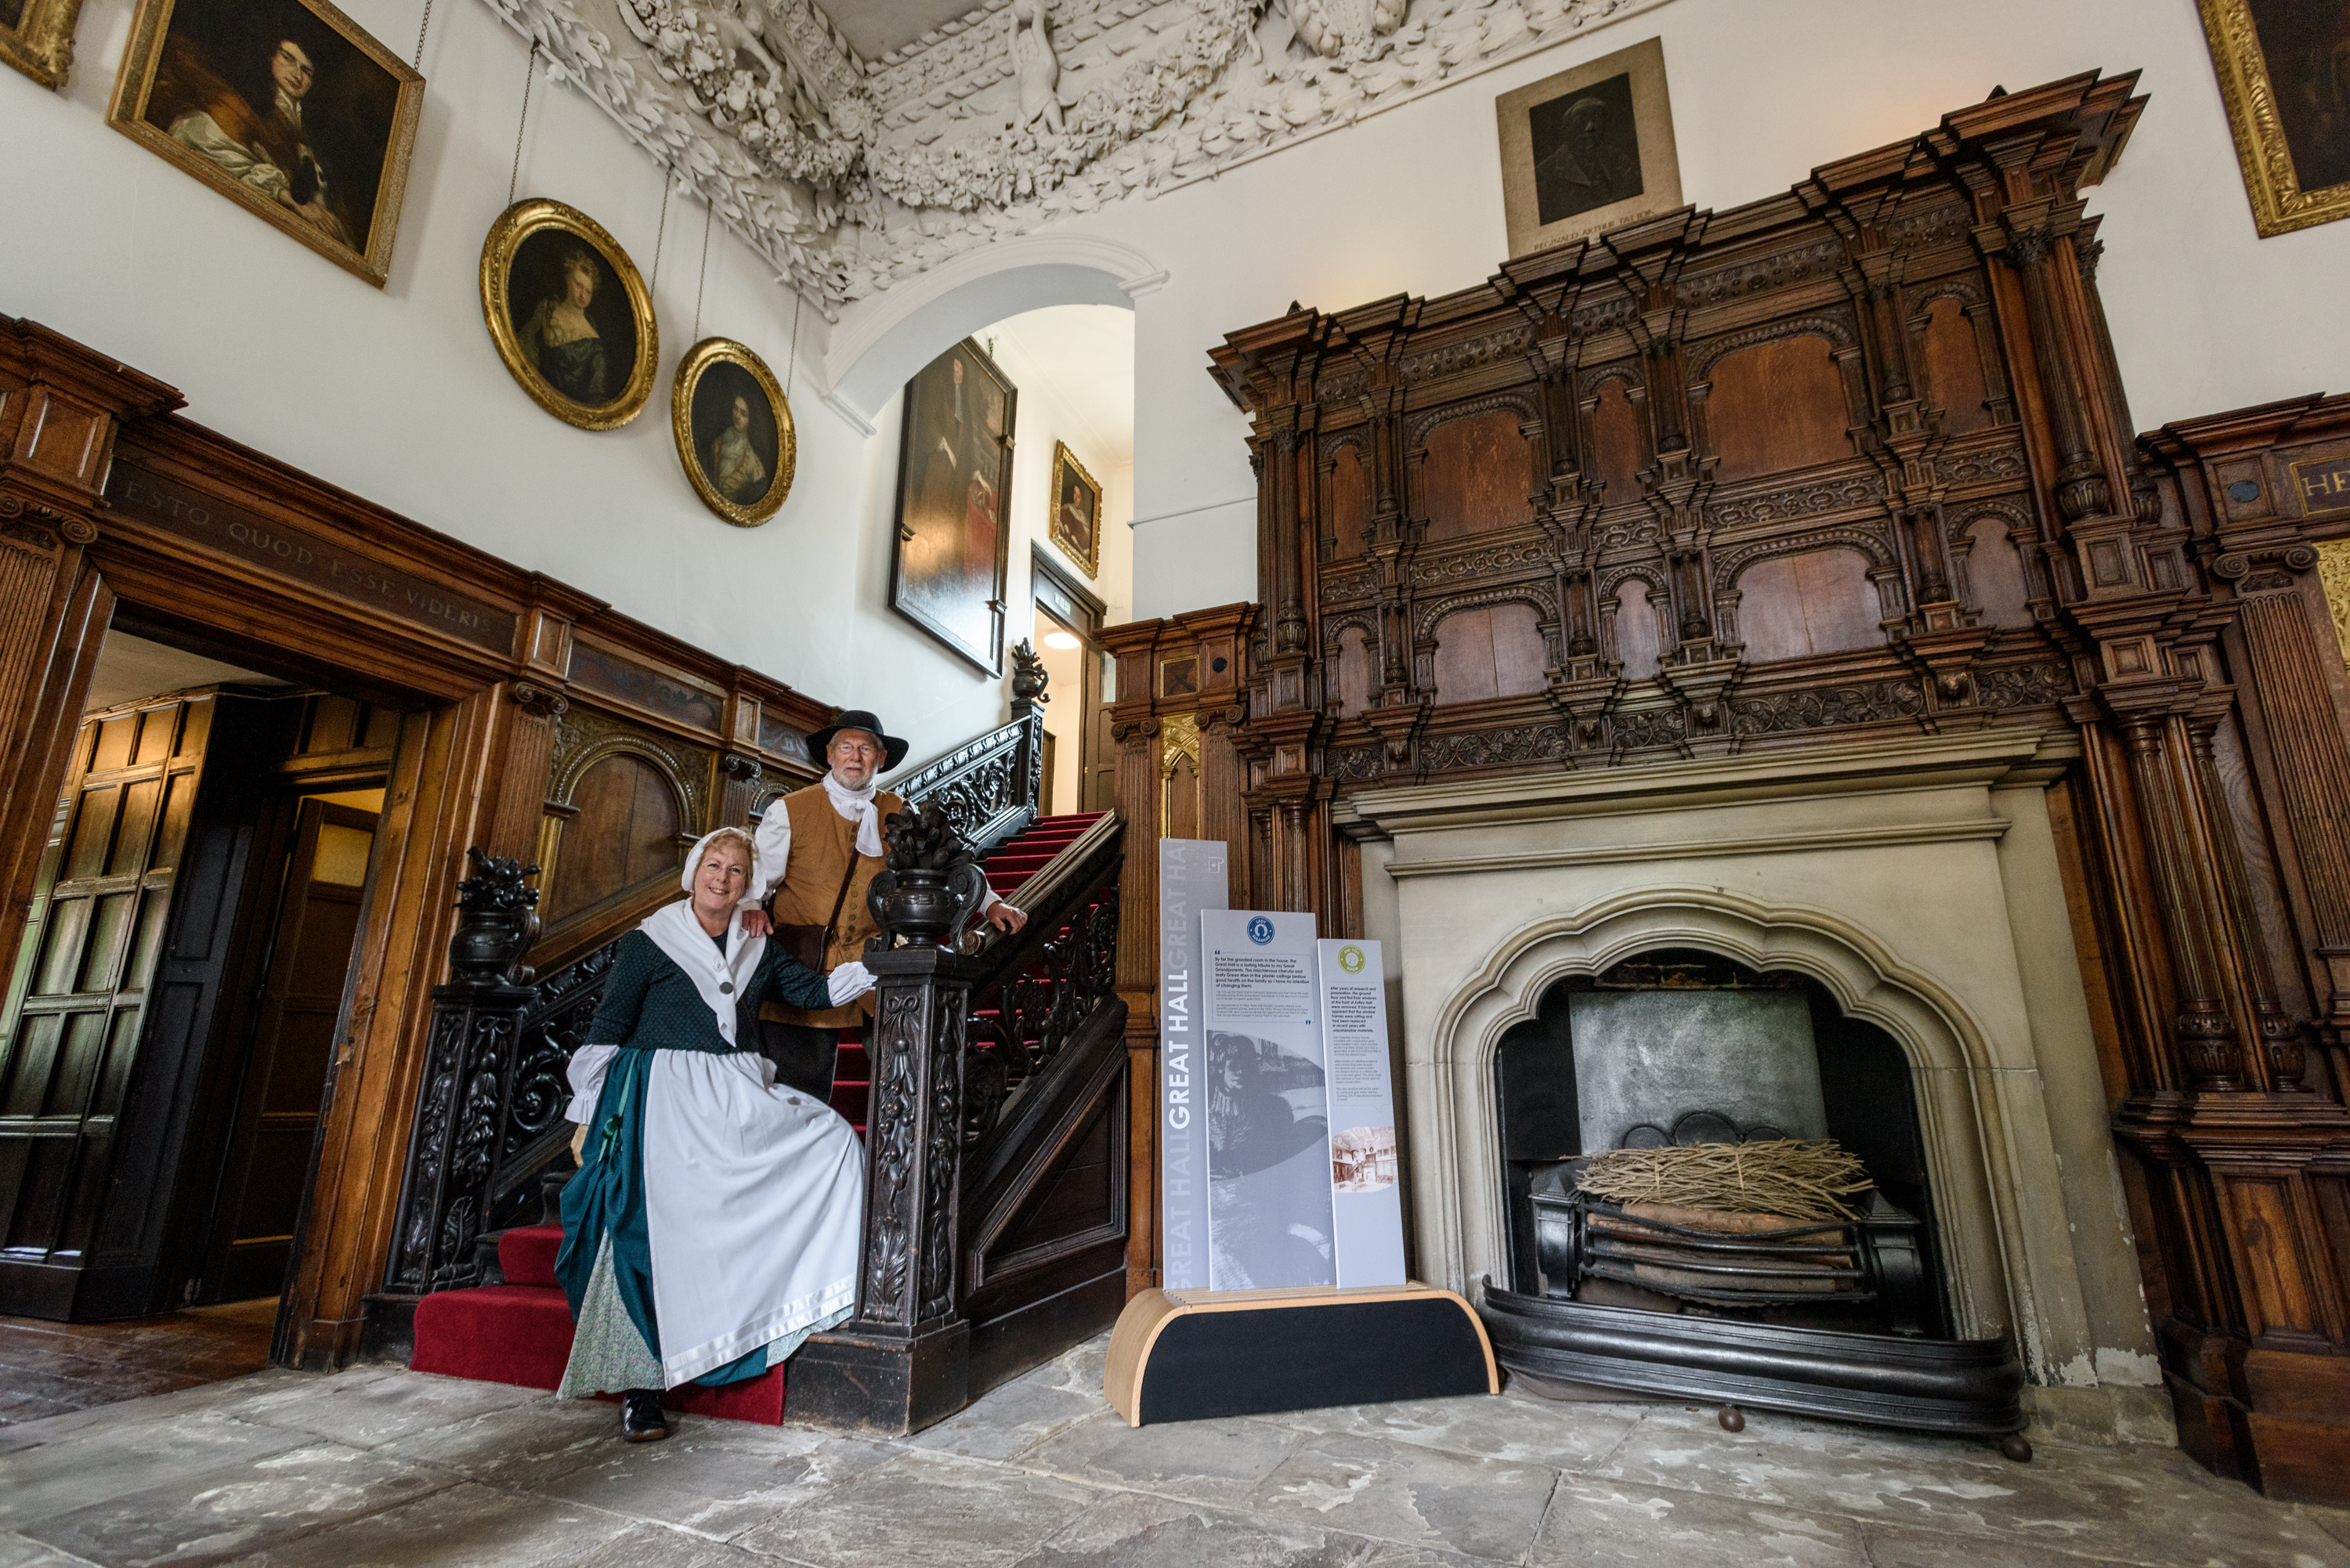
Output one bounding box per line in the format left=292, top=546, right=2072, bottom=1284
left=1573, top=1139, right=1875, bottom=1222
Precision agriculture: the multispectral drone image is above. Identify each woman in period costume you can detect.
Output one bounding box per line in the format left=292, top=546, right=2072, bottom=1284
left=557, top=826, right=870, bottom=1441
left=708, top=394, right=769, bottom=502
left=518, top=246, right=611, bottom=404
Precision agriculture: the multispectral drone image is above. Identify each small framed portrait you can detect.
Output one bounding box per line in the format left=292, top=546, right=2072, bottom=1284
left=2, top=0, right=85, bottom=87
left=1494, top=36, right=1681, bottom=258
left=107, top=0, right=423, bottom=285
left=891, top=338, right=1018, bottom=675
left=672, top=338, right=795, bottom=526
left=479, top=198, right=660, bottom=431
left=2200, top=0, right=2350, bottom=237
left=1049, top=440, right=1102, bottom=577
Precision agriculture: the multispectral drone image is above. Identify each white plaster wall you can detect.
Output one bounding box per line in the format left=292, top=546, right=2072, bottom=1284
left=996, top=0, right=2350, bottom=620
left=0, top=0, right=1026, bottom=766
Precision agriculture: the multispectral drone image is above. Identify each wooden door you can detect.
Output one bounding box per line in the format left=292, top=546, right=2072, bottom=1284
left=1084, top=643, right=1115, bottom=812
left=198, top=800, right=378, bottom=1303
left=0, top=696, right=222, bottom=1316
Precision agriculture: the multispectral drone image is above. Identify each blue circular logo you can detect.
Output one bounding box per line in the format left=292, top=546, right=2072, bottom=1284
left=1246, top=916, right=1275, bottom=945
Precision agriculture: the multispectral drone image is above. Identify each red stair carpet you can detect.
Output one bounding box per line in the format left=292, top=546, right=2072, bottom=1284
left=406, top=812, right=1103, bottom=1420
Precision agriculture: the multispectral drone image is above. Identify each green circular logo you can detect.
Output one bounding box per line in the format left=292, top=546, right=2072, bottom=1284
left=1339, top=945, right=1366, bottom=974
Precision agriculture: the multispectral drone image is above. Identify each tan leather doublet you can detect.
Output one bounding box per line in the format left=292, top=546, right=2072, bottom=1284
left=760, top=783, right=903, bottom=1029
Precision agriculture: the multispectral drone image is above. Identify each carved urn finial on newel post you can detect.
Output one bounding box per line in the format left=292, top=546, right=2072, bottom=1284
left=790, top=800, right=989, bottom=1435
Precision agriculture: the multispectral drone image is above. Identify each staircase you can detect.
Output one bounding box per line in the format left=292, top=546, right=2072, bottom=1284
left=389, top=650, right=1128, bottom=1430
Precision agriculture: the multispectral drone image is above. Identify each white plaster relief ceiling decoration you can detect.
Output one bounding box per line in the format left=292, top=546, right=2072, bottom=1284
left=478, top=0, right=1676, bottom=314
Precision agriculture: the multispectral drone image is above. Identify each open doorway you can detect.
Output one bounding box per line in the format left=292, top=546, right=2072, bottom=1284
left=0, top=622, right=401, bottom=1409
left=1032, top=549, right=1110, bottom=815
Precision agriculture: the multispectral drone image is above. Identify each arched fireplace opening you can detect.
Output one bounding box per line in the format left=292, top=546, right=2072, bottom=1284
left=1494, top=946, right=1951, bottom=1341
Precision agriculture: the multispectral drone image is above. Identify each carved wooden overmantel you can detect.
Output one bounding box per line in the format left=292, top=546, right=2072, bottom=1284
left=1108, top=74, right=2350, bottom=1502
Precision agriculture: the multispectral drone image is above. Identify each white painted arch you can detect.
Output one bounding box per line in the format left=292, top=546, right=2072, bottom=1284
left=821, top=234, right=1169, bottom=434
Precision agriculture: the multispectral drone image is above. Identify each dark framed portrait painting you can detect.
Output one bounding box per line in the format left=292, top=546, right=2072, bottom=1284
left=1049, top=440, right=1101, bottom=578
left=673, top=338, right=795, bottom=526
left=1494, top=36, right=1680, bottom=257
left=2, top=0, right=84, bottom=86
left=480, top=198, right=659, bottom=431
left=107, top=0, right=423, bottom=285
left=2201, top=0, right=2350, bottom=236
left=891, top=339, right=1017, bottom=674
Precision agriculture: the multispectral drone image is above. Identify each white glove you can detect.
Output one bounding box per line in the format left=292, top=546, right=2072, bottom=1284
left=826, top=961, right=874, bottom=1007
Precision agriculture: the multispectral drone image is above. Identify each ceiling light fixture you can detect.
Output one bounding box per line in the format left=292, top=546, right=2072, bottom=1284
left=1042, top=630, right=1081, bottom=650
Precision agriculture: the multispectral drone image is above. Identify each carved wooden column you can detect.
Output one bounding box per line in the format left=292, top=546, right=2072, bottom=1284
left=0, top=320, right=179, bottom=988
left=791, top=945, right=979, bottom=1435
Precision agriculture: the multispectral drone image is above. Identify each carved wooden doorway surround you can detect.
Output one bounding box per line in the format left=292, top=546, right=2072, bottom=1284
left=0, top=317, right=831, bottom=1367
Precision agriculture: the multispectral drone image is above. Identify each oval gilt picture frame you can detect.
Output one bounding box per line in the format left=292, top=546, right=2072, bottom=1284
left=479, top=198, right=658, bottom=431
left=671, top=338, right=796, bottom=526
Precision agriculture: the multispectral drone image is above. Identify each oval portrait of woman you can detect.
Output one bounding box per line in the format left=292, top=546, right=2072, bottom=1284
left=479, top=198, right=656, bottom=430
left=671, top=337, right=795, bottom=526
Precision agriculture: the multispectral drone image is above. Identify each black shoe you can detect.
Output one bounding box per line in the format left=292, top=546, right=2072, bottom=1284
left=620, top=1389, right=670, bottom=1443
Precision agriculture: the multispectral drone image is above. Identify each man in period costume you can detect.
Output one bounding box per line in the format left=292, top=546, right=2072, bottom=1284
left=743, top=710, right=1025, bottom=1100
left=161, top=35, right=354, bottom=247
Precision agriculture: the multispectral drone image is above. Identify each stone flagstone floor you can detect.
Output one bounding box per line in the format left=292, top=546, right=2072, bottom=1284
left=2, top=1335, right=2347, bottom=1567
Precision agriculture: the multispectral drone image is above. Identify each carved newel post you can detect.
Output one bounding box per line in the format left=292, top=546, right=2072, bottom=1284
left=790, top=802, right=989, bottom=1436
left=384, top=850, right=541, bottom=1298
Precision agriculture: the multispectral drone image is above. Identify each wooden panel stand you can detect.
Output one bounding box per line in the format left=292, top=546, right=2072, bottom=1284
left=1104, top=1284, right=1497, bottom=1426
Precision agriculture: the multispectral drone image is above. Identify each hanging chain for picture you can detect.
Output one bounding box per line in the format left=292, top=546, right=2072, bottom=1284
left=508, top=45, right=538, bottom=207
left=692, top=199, right=714, bottom=343
left=649, top=177, right=672, bottom=294
left=785, top=291, right=802, bottom=399
left=412, top=0, right=433, bottom=69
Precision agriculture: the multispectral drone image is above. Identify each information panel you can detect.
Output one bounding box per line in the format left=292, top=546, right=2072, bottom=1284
left=1156, top=840, right=1227, bottom=1292
left=1318, top=939, right=1405, bottom=1288
left=1201, top=909, right=1334, bottom=1290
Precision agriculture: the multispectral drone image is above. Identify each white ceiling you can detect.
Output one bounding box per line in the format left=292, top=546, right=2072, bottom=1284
left=984, top=304, right=1135, bottom=472
left=84, top=631, right=287, bottom=714
left=819, top=0, right=987, bottom=63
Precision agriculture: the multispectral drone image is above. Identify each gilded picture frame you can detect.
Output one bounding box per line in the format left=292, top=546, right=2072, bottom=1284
left=1048, top=439, right=1101, bottom=578
left=106, top=0, right=424, bottom=287
left=672, top=338, right=795, bottom=527
left=2198, top=0, right=2350, bottom=237
left=2, top=0, right=84, bottom=87
left=1495, top=35, right=1681, bottom=258
left=480, top=198, right=660, bottom=432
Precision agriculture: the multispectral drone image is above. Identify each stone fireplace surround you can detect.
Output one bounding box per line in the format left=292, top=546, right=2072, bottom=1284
left=1336, top=728, right=2175, bottom=1443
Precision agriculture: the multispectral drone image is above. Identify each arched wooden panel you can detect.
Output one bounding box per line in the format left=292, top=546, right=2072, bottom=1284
left=1707, top=336, right=1851, bottom=483
left=1432, top=602, right=1547, bottom=703
left=1610, top=578, right=1665, bottom=679
left=1420, top=410, right=1533, bottom=543
left=1963, top=514, right=2033, bottom=626
left=546, top=752, right=685, bottom=925
left=1164, top=754, right=1200, bottom=840
left=1590, top=378, right=1646, bottom=499
left=1333, top=625, right=1378, bottom=717
left=1733, top=549, right=1882, bottom=662
left=1920, top=298, right=1991, bottom=435
left=1327, top=446, right=1372, bottom=558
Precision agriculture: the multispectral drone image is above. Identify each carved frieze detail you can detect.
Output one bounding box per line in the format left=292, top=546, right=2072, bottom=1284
left=1412, top=538, right=1549, bottom=587
left=1708, top=472, right=1886, bottom=530
left=1730, top=677, right=1925, bottom=735
left=1319, top=566, right=1382, bottom=604
left=1934, top=441, right=2030, bottom=488
left=1419, top=722, right=1569, bottom=772
left=1682, top=239, right=1842, bottom=309
left=1400, top=325, right=1533, bottom=385
left=1971, top=661, right=2075, bottom=709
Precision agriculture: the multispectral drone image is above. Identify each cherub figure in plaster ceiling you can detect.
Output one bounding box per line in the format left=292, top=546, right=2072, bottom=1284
left=1009, top=0, right=1067, bottom=137
left=1288, top=0, right=1408, bottom=64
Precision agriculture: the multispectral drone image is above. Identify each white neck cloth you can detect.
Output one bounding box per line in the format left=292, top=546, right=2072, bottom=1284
left=822, top=770, right=886, bottom=858
left=647, top=827, right=765, bottom=1044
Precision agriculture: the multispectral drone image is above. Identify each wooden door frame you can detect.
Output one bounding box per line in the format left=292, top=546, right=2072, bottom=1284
left=1031, top=546, right=1108, bottom=811
left=0, top=318, right=833, bottom=1367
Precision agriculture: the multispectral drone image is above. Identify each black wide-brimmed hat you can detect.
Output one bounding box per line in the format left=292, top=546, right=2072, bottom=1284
left=807, top=710, right=909, bottom=772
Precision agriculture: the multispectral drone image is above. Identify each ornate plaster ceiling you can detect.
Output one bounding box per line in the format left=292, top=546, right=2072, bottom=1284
left=816, top=0, right=990, bottom=61
left=479, top=0, right=1674, bottom=317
